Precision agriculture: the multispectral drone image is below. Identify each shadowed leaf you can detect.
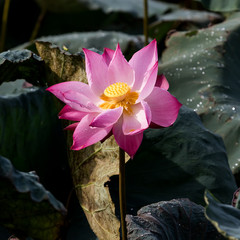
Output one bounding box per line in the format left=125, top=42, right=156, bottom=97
left=205, top=190, right=240, bottom=240
left=197, top=0, right=240, bottom=12
left=0, top=80, right=70, bottom=199
left=149, top=9, right=223, bottom=42
left=109, top=106, right=237, bottom=215
left=0, top=155, right=66, bottom=239
left=126, top=198, right=225, bottom=240
left=0, top=49, right=46, bottom=86
left=34, top=0, right=178, bottom=17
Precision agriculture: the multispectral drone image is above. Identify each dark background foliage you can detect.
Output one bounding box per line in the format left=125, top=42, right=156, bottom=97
left=1, top=0, right=240, bottom=239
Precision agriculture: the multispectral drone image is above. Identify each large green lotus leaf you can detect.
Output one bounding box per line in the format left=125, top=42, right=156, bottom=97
left=80, top=0, right=178, bottom=18
left=0, top=80, right=70, bottom=200
left=0, top=155, right=66, bottom=239
left=149, top=8, right=223, bottom=42
left=159, top=13, right=240, bottom=173
left=0, top=79, right=36, bottom=96
left=109, top=106, right=237, bottom=215
left=126, top=198, right=225, bottom=240
left=34, top=0, right=178, bottom=17
left=16, top=31, right=145, bottom=60
left=155, top=9, right=222, bottom=23
left=205, top=190, right=240, bottom=239
left=197, top=0, right=240, bottom=12
left=37, top=31, right=144, bottom=56
left=0, top=49, right=46, bottom=86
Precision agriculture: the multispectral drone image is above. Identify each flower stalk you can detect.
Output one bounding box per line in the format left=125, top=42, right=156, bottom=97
left=119, top=147, right=127, bottom=240
left=0, top=0, right=11, bottom=52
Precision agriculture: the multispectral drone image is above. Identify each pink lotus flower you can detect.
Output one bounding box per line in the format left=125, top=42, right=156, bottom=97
left=47, top=40, right=181, bottom=158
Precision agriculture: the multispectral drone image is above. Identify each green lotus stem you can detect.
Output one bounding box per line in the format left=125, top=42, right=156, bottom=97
left=0, top=0, right=11, bottom=52
left=30, top=7, right=46, bottom=41
left=143, top=0, right=149, bottom=46
left=119, top=147, right=127, bottom=240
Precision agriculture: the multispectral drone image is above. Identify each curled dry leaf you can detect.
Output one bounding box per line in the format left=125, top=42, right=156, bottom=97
left=36, top=41, right=87, bottom=86
left=68, top=135, right=127, bottom=240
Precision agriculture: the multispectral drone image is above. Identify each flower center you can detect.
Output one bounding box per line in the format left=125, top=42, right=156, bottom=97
left=99, top=82, right=139, bottom=114
left=104, top=82, right=130, bottom=101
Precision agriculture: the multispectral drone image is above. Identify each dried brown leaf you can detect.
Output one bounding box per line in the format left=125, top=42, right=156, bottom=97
left=35, top=41, right=87, bottom=85
left=68, top=136, right=127, bottom=240
left=36, top=41, right=128, bottom=239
